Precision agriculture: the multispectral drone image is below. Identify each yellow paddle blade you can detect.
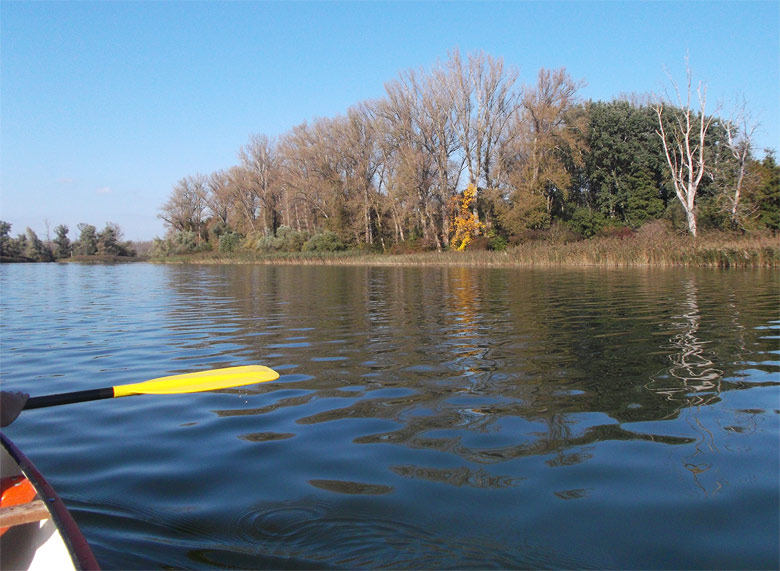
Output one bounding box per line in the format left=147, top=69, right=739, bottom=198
left=113, top=365, right=279, bottom=397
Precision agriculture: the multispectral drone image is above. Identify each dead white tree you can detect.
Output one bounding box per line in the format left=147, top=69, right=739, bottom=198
left=723, top=100, right=759, bottom=227
left=654, top=59, right=716, bottom=237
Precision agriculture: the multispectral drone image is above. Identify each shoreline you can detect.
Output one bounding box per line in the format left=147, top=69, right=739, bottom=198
left=150, top=232, right=779, bottom=268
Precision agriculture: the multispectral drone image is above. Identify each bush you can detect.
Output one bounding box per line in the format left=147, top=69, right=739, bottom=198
left=488, top=232, right=508, bottom=251
left=465, top=236, right=490, bottom=250
left=150, top=231, right=212, bottom=256
left=595, top=226, right=634, bottom=239
left=302, top=231, right=346, bottom=252
left=171, top=230, right=198, bottom=254
left=219, top=231, right=240, bottom=253
left=251, top=234, right=278, bottom=252
left=246, top=226, right=309, bottom=252
left=567, top=207, right=608, bottom=238
left=275, top=225, right=308, bottom=252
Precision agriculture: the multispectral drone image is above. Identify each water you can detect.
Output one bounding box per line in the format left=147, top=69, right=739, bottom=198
left=1, top=263, right=778, bottom=569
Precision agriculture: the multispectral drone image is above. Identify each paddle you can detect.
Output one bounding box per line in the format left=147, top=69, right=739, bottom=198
left=22, top=365, right=279, bottom=410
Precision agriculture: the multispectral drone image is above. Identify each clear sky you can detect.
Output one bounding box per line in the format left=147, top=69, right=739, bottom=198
left=2, top=0, right=778, bottom=241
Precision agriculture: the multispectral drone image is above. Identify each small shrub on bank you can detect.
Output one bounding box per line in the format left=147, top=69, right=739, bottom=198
left=303, top=231, right=346, bottom=252
left=219, top=231, right=240, bottom=253
left=595, top=226, right=634, bottom=239
left=567, top=207, right=607, bottom=238
left=276, top=226, right=308, bottom=251
left=489, top=234, right=508, bottom=251
left=246, top=226, right=309, bottom=253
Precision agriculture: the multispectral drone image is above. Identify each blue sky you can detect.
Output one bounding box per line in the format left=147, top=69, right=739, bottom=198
left=2, top=1, right=778, bottom=241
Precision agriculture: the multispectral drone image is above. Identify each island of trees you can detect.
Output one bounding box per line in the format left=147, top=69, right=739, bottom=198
left=5, top=50, right=776, bottom=267
left=153, top=50, right=778, bottom=265
left=0, top=221, right=138, bottom=263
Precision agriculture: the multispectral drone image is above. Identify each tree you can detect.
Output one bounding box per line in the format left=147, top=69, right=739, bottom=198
left=206, top=170, right=233, bottom=228
left=451, top=184, right=484, bottom=250
left=76, top=223, right=98, bottom=256
left=0, top=221, right=13, bottom=257
left=378, top=72, right=445, bottom=249
left=53, top=224, right=71, bottom=259
left=749, top=152, right=780, bottom=230
left=446, top=49, right=519, bottom=192
left=25, top=228, right=53, bottom=262
left=159, top=175, right=209, bottom=244
left=654, top=58, right=716, bottom=237
left=98, top=222, right=123, bottom=255
left=498, top=67, right=586, bottom=231
left=722, top=100, right=759, bottom=227
left=238, top=134, right=280, bottom=236
left=584, top=101, right=667, bottom=226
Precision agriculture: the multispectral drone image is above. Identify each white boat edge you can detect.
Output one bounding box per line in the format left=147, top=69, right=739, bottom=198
left=1, top=432, right=99, bottom=570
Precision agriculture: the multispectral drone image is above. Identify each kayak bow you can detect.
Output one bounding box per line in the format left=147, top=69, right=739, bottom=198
left=0, top=432, right=99, bottom=570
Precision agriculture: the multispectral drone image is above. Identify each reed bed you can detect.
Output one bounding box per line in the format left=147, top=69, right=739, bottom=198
left=154, top=230, right=779, bottom=268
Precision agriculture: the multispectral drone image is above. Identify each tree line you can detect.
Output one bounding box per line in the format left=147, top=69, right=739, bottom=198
left=0, top=221, right=136, bottom=262
left=155, top=49, right=779, bottom=254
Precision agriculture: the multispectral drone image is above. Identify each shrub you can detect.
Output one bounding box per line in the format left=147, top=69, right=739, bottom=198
left=595, top=226, right=634, bottom=239
left=246, top=226, right=310, bottom=252
left=488, top=234, right=508, bottom=251
left=252, top=234, right=279, bottom=252
left=150, top=231, right=212, bottom=256
left=303, top=231, right=346, bottom=252
left=548, top=223, right=581, bottom=245
left=465, top=236, right=490, bottom=250
left=567, top=207, right=608, bottom=238
left=219, top=231, right=240, bottom=253
left=171, top=230, right=198, bottom=254
left=275, top=225, right=308, bottom=252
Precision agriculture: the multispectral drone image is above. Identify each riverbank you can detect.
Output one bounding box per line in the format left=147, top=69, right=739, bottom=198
left=60, top=255, right=142, bottom=263
left=151, top=229, right=779, bottom=268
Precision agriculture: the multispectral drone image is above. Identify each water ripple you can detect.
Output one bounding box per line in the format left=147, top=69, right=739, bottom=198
left=1, top=264, right=777, bottom=569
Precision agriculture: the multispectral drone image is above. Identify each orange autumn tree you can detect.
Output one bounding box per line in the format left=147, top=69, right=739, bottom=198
left=451, top=184, right=485, bottom=250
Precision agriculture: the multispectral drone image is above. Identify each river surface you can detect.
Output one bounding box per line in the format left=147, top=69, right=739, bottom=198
left=0, top=263, right=778, bottom=569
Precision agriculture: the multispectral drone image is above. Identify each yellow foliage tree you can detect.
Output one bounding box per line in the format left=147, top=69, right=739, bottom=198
left=451, top=184, right=485, bottom=251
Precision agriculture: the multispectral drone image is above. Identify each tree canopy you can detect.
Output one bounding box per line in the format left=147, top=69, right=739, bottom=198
left=144, top=50, right=774, bottom=254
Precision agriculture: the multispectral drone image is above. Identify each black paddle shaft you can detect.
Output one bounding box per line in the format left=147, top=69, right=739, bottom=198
left=24, top=387, right=116, bottom=409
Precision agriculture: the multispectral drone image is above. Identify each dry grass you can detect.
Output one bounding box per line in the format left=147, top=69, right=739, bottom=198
left=153, top=226, right=779, bottom=268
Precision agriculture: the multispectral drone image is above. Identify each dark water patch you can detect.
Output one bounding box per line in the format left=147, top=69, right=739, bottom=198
left=239, top=432, right=296, bottom=442
left=308, top=479, right=393, bottom=495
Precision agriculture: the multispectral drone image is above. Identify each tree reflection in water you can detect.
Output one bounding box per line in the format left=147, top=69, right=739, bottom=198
left=646, top=276, right=725, bottom=493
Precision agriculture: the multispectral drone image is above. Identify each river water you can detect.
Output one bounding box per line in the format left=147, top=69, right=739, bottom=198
left=0, top=263, right=777, bottom=569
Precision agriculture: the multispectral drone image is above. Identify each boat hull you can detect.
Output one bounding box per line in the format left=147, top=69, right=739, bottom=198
left=0, top=432, right=99, bottom=570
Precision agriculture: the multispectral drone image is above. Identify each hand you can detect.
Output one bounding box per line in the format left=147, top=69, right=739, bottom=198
left=1, top=391, right=30, bottom=427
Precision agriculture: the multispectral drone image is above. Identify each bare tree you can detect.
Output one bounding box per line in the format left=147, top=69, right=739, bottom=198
left=341, top=104, right=383, bottom=245
left=206, top=169, right=233, bottom=227
left=378, top=74, right=443, bottom=249
left=723, top=99, right=759, bottom=227
left=498, top=67, right=585, bottom=229
left=445, top=49, right=519, bottom=191
left=654, top=58, right=716, bottom=237
left=239, top=134, right=280, bottom=236
left=159, top=174, right=209, bottom=243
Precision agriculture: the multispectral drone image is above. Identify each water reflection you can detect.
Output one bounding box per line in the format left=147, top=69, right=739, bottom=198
left=646, top=275, right=730, bottom=493
left=186, top=268, right=778, bottom=474
left=2, top=264, right=777, bottom=569
left=153, top=267, right=780, bottom=475
left=646, top=277, right=723, bottom=411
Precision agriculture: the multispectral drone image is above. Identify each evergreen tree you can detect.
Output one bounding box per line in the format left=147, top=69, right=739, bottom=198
left=0, top=221, right=12, bottom=257
left=584, top=101, right=668, bottom=227
left=97, top=223, right=121, bottom=255
left=76, top=223, right=98, bottom=256
left=753, top=153, right=780, bottom=230
left=53, top=224, right=71, bottom=259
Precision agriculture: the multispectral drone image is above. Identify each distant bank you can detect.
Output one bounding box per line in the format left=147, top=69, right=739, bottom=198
left=150, top=231, right=779, bottom=268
